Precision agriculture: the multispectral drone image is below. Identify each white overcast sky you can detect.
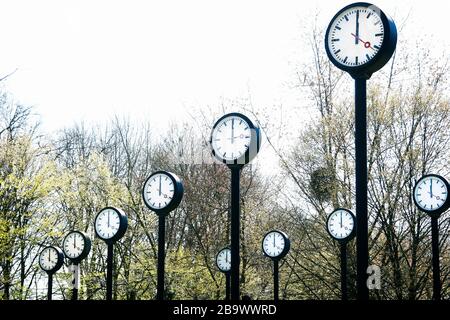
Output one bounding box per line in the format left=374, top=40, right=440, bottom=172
left=0, top=0, right=448, bottom=134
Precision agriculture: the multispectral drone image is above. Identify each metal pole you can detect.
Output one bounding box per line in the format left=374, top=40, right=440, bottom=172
left=225, top=273, right=230, bottom=300
left=106, top=243, right=113, bottom=301
left=71, top=263, right=79, bottom=300
left=340, top=243, right=348, bottom=301
left=431, top=217, right=441, bottom=300
left=273, top=260, right=279, bottom=301
left=230, top=166, right=241, bottom=300
left=355, top=78, right=369, bottom=300
left=47, top=273, right=53, bottom=301
left=157, top=215, right=166, bottom=300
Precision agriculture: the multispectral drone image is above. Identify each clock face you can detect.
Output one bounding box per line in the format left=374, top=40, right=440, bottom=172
left=39, top=247, right=60, bottom=271
left=143, top=173, right=175, bottom=210
left=63, top=232, right=85, bottom=259
left=211, top=115, right=252, bottom=162
left=327, top=6, right=384, bottom=67
left=414, top=176, right=448, bottom=212
left=95, top=208, right=121, bottom=240
left=327, top=209, right=355, bottom=240
left=216, top=248, right=231, bottom=272
left=262, top=231, right=286, bottom=258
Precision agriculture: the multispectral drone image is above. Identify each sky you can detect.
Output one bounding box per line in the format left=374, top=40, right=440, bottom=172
left=0, top=0, right=448, bottom=136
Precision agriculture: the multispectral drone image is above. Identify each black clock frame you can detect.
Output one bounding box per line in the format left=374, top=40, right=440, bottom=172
left=261, top=230, right=291, bottom=261
left=413, top=174, right=450, bottom=218
left=210, top=112, right=261, bottom=168
left=326, top=208, right=356, bottom=243
left=62, top=230, right=92, bottom=264
left=324, top=2, right=397, bottom=79
left=94, top=207, right=128, bottom=244
left=215, top=247, right=232, bottom=274
left=142, top=171, right=184, bottom=216
left=39, top=246, right=65, bottom=274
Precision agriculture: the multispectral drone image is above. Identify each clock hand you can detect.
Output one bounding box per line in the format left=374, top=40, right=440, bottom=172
left=340, top=212, right=343, bottom=228
left=74, top=236, right=76, bottom=249
left=430, top=179, right=433, bottom=198
left=355, top=10, right=359, bottom=45
left=231, top=119, right=235, bottom=144
left=350, top=33, right=374, bottom=50
left=107, top=211, right=110, bottom=228
left=159, top=175, right=162, bottom=196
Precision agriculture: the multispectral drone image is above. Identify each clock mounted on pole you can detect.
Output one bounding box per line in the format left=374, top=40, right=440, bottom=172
left=325, top=2, right=397, bottom=300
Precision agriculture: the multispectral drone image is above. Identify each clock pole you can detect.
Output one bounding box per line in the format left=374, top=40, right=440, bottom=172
left=431, top=216, right=441, bottom=300
left=340, top=243, right=348, bottom=300
left=157, top=215, right=166, bottom=300
left=273, top=260, right=279, bottom=301
left=230, top=166, right=241, bottom=300
left=225, top=273, right=231, bottom=300
left=355, top=78, right=369, bottom=300
left=47, top=273, right=53, bottom=301
left=71, top=263, right=79, bottom=300
left=106, top=243, right=113, bottom=301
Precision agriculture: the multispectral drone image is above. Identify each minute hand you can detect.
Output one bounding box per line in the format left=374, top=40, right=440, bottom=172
left=355, top=10, right=359, bottom=44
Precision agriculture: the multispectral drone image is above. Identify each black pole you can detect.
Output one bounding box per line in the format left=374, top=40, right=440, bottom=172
left=230, top=166, right=241, bottom=300
left=106, top=243, right=113, bottom=301
left=431, top=217, right=441, bottom=300
left=355, top=78, right=369, bottom=300
left=72, top=263, right=79, bottom=300
left=157, top=215, right=166, bottom=300
left=225, top=273, right=231, bottom=300
left=273, top=260, right=279, bottom=301
left=47, top=273, right=53, bottom=301
left=340, top=243, right=348, bottom=301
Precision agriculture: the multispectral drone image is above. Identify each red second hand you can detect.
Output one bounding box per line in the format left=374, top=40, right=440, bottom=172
left=351, top=33, right=374, bottom=49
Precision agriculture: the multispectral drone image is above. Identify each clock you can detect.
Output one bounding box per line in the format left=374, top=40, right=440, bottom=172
left=94, top=207, right=128, bottom=243
left=413, top=174, right=450, bottom=218
left=325, top=2, right=397, bottom=79
left=216, top=247, right=231, bottom=273
left=262, top=230, right=290, bottom=260
left=142, top=171, right=184, bottom=215
left=62, top=231, right=92, bottom=263
left=210, top=112, right=261, bottom=167
left=39, top=246, right=64, bottom=274
left=326, top=208, right=356, bottom=242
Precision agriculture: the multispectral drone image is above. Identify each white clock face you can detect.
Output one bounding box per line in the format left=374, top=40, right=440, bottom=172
left=211, top=115, right=251, bottom=161
left=144, top=173, right=175, bottom=210
left=216, top=248, right=231, bottom=272
left=63, top=232, right=85, bottom=259
left=328, top=6, right=384, bottom=67
left=95, top=208, right=121, bottom=240
left=414, top=176, right=448, bottom=212
left=262, top=232, right=286, bottom=258
left=327, top=210, right=355, bottom=240
left=39, top=247, right=59, bottom=271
